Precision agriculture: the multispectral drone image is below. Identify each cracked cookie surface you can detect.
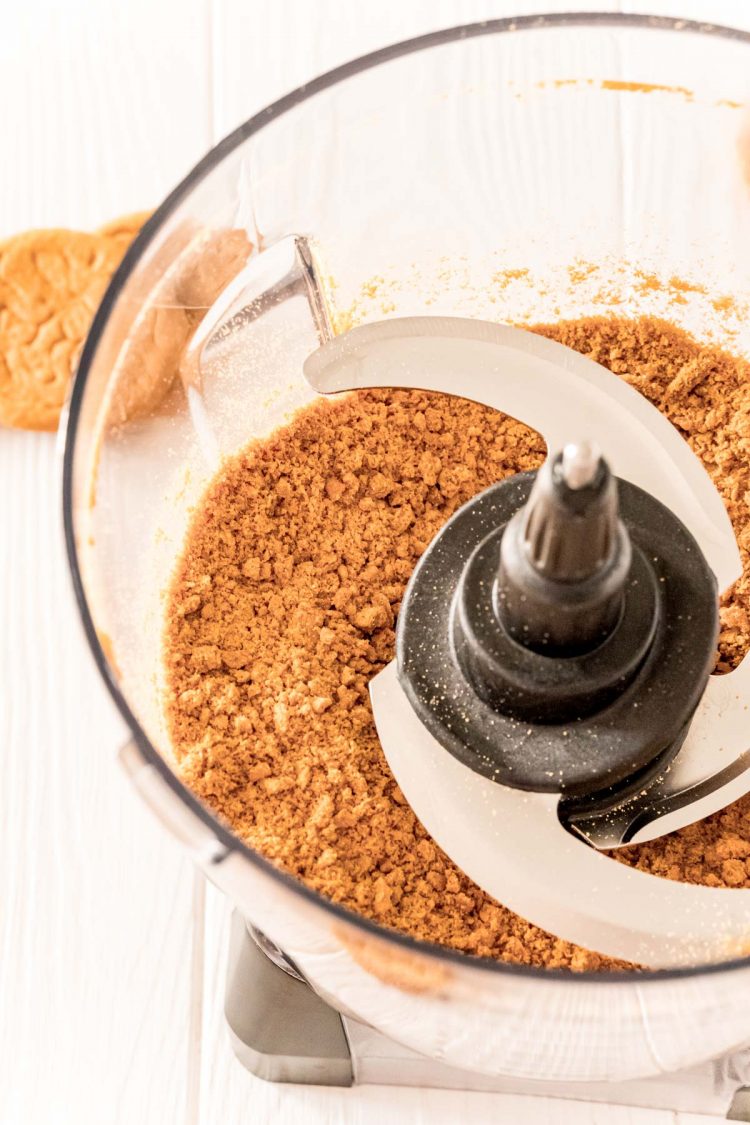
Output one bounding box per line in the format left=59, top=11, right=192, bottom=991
left=0, top=217, right=148, bottom=431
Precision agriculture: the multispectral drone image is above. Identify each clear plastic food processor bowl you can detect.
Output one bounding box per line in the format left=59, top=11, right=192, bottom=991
left=64, top=15, right=750, bottom=1083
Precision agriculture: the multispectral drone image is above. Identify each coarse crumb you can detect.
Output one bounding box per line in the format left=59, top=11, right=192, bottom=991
left=164, top=315, right=750, bottom=971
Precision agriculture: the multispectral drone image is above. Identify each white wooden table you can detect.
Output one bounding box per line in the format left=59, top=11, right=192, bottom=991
left=1, top=2, right=749, bottom=1122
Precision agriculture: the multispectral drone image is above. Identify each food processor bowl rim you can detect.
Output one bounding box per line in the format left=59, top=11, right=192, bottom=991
left=63, top=11, right=750, bottom=986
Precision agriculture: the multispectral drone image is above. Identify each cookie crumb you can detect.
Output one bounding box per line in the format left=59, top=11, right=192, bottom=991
left=165, top=314, right=750, bottom=971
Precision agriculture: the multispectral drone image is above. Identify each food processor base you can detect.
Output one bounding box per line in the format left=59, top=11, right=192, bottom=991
left=225, top=912, right=353, bottom=1087
left=225, top=913, right=750, bottom=1118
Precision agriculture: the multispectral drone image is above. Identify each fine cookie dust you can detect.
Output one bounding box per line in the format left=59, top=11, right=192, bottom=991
left=165, top=315, right=750, bottom=971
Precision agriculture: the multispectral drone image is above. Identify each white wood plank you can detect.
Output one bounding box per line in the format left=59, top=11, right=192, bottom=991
left=0, top=2, right=210, bottom=1123
left=0, top=0, right=213, bottom=235
left=0, top=428, right=197, bottom=1124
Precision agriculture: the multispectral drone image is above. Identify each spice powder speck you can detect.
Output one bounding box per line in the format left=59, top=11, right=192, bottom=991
left=164, top=315, right=750, bottom=971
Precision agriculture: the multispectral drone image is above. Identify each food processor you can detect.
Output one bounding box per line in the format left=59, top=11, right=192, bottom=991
left=63, top=13, right=750, bottom=1118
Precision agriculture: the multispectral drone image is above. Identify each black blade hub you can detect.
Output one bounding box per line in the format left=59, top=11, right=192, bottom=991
left=397, top=451, right=718, bottom=802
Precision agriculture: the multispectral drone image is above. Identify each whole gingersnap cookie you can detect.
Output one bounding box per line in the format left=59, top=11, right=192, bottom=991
left=0, top=217, right=147, bottom=432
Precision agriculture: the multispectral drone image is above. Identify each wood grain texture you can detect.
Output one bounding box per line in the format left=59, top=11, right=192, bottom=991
left=0, top=3, right=208, bottom=1124
left=2, top=0, right=749, bottom=1122
left=0, top=0, right=213, bottom=235
left=0, top=426, right=197, bottom=1125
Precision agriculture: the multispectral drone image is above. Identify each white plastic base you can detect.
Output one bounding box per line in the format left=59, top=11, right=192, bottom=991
left=345, top=1018, right=750, bottom=1118
left=227, top=914, right=750, bottom=1118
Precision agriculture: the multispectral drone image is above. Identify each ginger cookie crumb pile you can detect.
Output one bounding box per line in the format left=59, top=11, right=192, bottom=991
left=165, top=315, right=750, bottom=971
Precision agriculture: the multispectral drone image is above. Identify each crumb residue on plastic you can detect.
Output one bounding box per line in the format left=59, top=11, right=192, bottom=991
left=97, top=631, right=121, bottom=679
left=492, top=267, right=530, bottom=290
left=600, top=79, right=693, bottom=100
left=511, top=77, right=743, bottom=109
left=335, top=260, right=750, bottom=351
left=567, top=261, right=599, bottom=285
